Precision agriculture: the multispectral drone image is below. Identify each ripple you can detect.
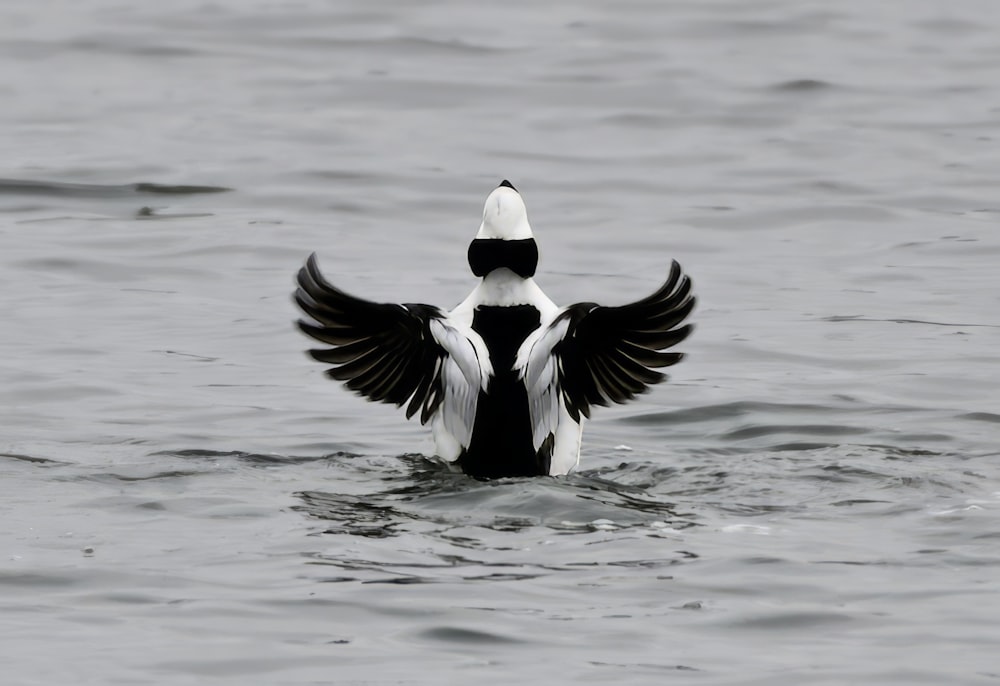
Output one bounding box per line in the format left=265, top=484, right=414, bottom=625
left=418, top=626, right=525, bottom=645
left=152, top=448, right=361, bottom=466
left=722, top=423, right=870, bottom=440
left=621, top=400, right=842, bottom=426
left=0, top=452, right=69, bottom=467
left=0, top=178, right=231, bottom=198
left=295, top=467, right=691, bottom=539
left=729, top=610, right=855, bottom=629
left=960, top=412, right=1000, bottom=423
left=0, top=572, right=80, bottom=588
left=769, top=78, right=837, bottom=92
left=824, top=315, right=1000, bottom=328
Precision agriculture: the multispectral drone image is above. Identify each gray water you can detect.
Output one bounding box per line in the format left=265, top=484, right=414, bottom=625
left=2, top=1, right=999, bottom=684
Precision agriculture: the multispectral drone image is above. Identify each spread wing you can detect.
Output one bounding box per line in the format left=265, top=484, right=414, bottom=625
left=517, top=261, right=695, bottom=448
left=294, top=253, right=491, bottom=447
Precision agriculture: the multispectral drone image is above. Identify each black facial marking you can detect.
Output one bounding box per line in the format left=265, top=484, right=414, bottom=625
left=499, top=179, right=517, bottom=191
left=468, top=238, right=538, bottom=278
left=458, top=305, right=547, bottom=478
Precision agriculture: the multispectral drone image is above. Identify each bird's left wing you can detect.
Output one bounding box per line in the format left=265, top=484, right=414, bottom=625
left=294, top=253, right=490, bottom=447
left=517, top=261, right=695, bottom=450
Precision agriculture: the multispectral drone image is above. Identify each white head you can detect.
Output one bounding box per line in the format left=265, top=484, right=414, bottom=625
left=476, top=180, right=533, bottom=240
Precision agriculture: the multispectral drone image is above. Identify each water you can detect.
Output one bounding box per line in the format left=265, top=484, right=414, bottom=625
left=2, top=1, right=999, bottom=683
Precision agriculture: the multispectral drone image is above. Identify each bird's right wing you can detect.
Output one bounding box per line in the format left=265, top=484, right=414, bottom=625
left=517, top=261, right=695, bottom=446
left=294, top=253, right=491, bottom=448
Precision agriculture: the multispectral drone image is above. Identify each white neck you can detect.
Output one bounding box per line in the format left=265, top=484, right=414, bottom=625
left=450, top=269, right=559, bottom=325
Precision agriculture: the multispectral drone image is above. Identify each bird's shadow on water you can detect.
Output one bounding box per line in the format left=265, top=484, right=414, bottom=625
left=293, top=454, right=696, bottom=539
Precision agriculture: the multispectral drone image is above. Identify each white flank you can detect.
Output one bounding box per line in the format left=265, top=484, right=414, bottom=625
left=428, top=318, right=493, bottom=451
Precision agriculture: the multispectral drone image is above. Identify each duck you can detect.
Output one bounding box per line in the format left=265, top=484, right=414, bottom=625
left=293, top=180, right=695, bottom=478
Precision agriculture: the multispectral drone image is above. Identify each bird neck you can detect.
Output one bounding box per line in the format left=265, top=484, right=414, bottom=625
left=467, top=238, right=538, bottom=278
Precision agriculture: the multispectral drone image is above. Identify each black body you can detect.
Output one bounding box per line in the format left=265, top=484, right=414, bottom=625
left=457, top=305, right=549, bottom=478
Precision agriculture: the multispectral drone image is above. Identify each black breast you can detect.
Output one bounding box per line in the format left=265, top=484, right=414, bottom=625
left=458, top=305, right=548, bottom=478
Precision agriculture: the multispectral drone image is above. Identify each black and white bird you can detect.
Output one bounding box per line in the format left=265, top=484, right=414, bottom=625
left=294, top=180, right=695, bottom=478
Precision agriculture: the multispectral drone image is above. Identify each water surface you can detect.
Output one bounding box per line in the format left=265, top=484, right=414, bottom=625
left=2, top=1, right=999, bottom=684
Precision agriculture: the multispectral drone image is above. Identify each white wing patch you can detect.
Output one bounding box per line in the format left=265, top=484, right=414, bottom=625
left=515, top=313, right=570, bottom=451
left=428, top=318, right=493, bottom=451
